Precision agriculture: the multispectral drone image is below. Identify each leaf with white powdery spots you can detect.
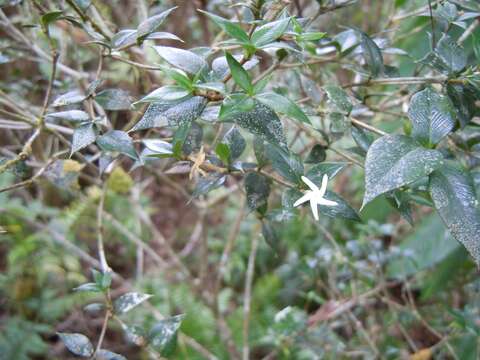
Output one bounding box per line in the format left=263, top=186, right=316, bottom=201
left=114, top=292, right=152, bottom=314
left=148, top=315, right=185, bottom=356
left=71, top=123, right=96, bottom=155
left=97, top=130, right=137, bottom=160
left=429, top=161, right=480, bottom=265
left=222, top=102, right=287, bottom=148
left=57, top=333, right=93, bottom=357
left=153, top=46, right=207, bottom=74
left=408, top=87, right=456, bottom=146
left=362, top=135, right=444, bottom=208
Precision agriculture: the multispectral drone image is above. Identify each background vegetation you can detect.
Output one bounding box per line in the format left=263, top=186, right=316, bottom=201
left=1, top=0, right=480, bottom=359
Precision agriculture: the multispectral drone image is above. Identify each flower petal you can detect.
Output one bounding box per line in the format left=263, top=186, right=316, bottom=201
left=301, top=176, right=319, bottom=191
left=318, top=174, right=329, bottom=197
left=293, top=192, right=312, bottom=207
left=317, top=197, right=337, bottom=206
left=309, top=198, right=319, bottom=221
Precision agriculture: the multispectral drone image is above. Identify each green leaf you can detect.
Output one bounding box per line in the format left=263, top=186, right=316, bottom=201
left=261, top=220, right=280, bottom=251
left=73, top=282, right=101, bottom=292
left=408, top=87, right=456, bottom=146
left=447, top=83, right=479, bottom=128
left=253, top=136, right=269, bottom=167
left=387, top=213, right=460, bottom=278
left=121, top=323, right=147, bottom=347
left=220, top=126, right=246, bottom=163
left=92, top=268, right=112, bottom=290
left=356, top=29, right=384, bottom=77
left=52, top=90, right=85, bottom=107
left=215, top=143, right=230, bottom=165
left=46, top=110, right=90, bottom=122
left=225, top=52, right=253, bottom=94
left=219, top=93, right=255, bottom=119
left=251, top=18, right=291, bottom=47
left=57, top=333, right=94, bottom=357
left=143, top=139, right=173, bottom=158
left=222, top=102, right=287, bottom=148
left=306, top=162, right=347, bottom=183
left=351, top=125, right=373, bottom=154
left=153, top=46, right=207, bottom=74
left=265, top=144, right=303, bottom=184
left=436, top=33, right=467, bottom=74
left=199, top=10, right=250, bottom=43
left=96, top=349, right=127, bottom=360
left=71, top=123, right=96, bottom=155
left=114, top=292, right=152, bottom=314
left=148, top=315, right=184, bottom=357
left=182, top=121, right=203, bottom=155
left=95, top=89, right=131, bottom=111
left=245, top=172, right=270, bottom=214
left=305, top=144, right=327, bottom=164
left=297, top=31, right=326, bottom=42
left=134, top=85, right=190, bottom=105
left=136, top=7, right=177, bottom=41
left=429, top=161, right=480, bottom=265
left=256, top=92, right=310, bottom=124
left=323, top=85, right=352, bottom=114
left=132, top=96, right=206, bottom=131
left=41, top=10, right=63, bottom=28
left=212, top=55, right=259, bottom=79
left=111, top=29, right=137, bottom=49
left=362, top=135, right=444, bottom=208
left=192, top=174, right=226, bottom=197
left=97, top=130, right=137, bottom=160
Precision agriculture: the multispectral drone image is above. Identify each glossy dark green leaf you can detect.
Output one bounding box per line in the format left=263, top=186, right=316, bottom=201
left=57, top=333, right=93, bottom=357
left=97, top=130, right=137, bottom=160
left=265, top=144, right=303, bottom=184
left=215, top=143, right=230, bottom=165
left=318, top=190, right=361, bottom=221
left=222, top=102, right=287, bottom=148
left=447, top=83, right=479, bottom=128
left=220, top=126, right=246, bottom=163
left=71, top=123, right=96, bottom=155
left=436, top=33, right=467, bottom=73
left=225, top=52, right=253, bottom=94
left=351, top=125, right=373, bottom=154
left=408, top=87, right=456, bottom=146
left=251, top=18, right=291, bottom=47
left=136, top=7, right=177, bottom=41
left=323, top=85, right=352, bottom=114
left=356, top=29, right=384, bottom=77
left=429, top=162, right=480, bottom=265
left=305, top=144, right=327, bottom=164
left=362, top=135, right=444, bottom=207
left=95, top=89, right=131, bottom=111
left=114, top=292, right=152, bottom=314
left=192, top=174, right=226, bottom=197
left=306, top=162, right=347, bottom=184
left=262, top=220, right=280, bottom=251
left=245, top=172, right=270, bottom=213
left=199, top=10, right=250, bottom=43
left=153, top=46, right=207, bottom=74
left=41, top=10, right=63, bottom=28
left=148, top=315, right=184, bottom=356
left=256, top=92, right=310, bottom=124
left=46, top=110, right=90, bottom=122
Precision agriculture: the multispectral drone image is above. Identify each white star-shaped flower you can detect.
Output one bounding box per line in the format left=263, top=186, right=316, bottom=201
left=293, top=175, right=337, bottom=221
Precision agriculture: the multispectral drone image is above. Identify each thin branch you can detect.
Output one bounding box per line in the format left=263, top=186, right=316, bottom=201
left=242, top=234, right=259, bottom=360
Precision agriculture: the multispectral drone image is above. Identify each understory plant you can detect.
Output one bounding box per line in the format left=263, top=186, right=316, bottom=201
left=1, top=0, right=480, bottom=359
